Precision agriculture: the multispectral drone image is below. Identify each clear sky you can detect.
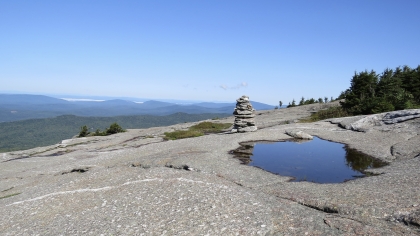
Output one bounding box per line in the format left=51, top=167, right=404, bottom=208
left=1, top=0, right=419, bottom=105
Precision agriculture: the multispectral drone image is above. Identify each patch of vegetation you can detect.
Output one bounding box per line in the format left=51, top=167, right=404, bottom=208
left=78, top=125, right=90, bottom=137
left=164, top=130, right=204, bottom=140
left=300, top=106, right=350, bottom=122
left=78, top=122, right=125, bottom=137
left=189, top=121, right=232, bottom=133
left=295, top=64, right=419, bottom=122
left=164, top=122, right=231, bottom=140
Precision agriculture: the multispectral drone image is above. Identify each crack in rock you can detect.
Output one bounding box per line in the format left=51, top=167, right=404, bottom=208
left=298, top=202, right=339, bottom=214
left=6, top=177, right=228, bottom=206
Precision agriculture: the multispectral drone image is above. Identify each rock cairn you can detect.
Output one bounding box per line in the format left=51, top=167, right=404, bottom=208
left=231, top=95, right=257, bottom=132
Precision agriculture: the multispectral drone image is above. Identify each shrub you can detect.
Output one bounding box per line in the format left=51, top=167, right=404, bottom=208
left=94, top=129, right=105, bottom=136
left=105, top=122, right=125, bottom=135
left=78, top=125, right=90, bottom=137
left=78, top=123, right=125, bottom=137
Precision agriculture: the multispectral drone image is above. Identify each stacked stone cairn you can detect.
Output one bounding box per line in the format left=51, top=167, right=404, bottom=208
left=231, top=95, right=257, bottom=133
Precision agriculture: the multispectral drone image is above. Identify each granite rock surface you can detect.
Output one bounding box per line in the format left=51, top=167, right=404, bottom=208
left=1, top=102, right=419, bottom=235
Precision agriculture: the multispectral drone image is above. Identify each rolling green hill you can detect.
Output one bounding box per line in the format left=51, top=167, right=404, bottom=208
left=0, top=113, right=230, bottom=152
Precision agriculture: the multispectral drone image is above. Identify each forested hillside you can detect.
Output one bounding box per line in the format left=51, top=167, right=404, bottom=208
left=0, top=113, right=229, bottom=152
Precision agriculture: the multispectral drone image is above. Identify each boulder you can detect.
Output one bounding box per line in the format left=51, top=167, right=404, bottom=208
left=330, top=109, right=420, bottom=132
left=382, top=109, right=420, bottom=124
left=285, top=130, right=313, bottom=139
left=349, top=114, right=384, bottom=132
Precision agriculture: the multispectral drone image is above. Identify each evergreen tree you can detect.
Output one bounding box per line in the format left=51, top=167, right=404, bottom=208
left=287, top=99, right=296, bottom=108
left=78, top=125, right=90, bottom=137
left=299, top=97, right=305, bottom=106
left=340, top=70, right=379, bottom=114
left=105, top=122, right=125, bottom=135
left=399, top=65, right=420, bottom=104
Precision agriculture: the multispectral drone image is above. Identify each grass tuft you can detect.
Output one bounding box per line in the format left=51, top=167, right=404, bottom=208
left=164, top=122, right=231, bottom=140
left=164, top=130, right=204, bottom=140
left=189, top=122, right=232, bottom=133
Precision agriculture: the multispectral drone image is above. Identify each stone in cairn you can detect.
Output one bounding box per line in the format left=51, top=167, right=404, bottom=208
left=231, top=95, right=257, bottom=133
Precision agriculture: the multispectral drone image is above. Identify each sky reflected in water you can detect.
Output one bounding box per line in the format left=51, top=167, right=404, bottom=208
left=233, top=137, right=387, bottom=183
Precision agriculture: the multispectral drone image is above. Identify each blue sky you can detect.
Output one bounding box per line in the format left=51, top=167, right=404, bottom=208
left=1, top=0, right=419, bottom=105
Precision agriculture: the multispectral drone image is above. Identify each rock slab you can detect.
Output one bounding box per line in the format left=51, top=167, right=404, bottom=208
left=285, top=130, right=313, bottom=139
left=330, top=109, right=420, bottom=132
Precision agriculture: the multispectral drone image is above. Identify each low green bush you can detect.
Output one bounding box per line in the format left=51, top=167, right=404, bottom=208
left=105, top=122, right=125, bottom=135
left=78, top=125, right=90, bottom=137
left=78, top=123, right=126, bottom=137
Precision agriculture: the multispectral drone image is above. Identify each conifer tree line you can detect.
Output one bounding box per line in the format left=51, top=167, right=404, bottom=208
left=285, top=96, right=334, bottom=108
left=285, top=65, right=419, bottom=115
left=339, top=65, right=419, bottom=115
left=286, top=97, right=333, bottom=108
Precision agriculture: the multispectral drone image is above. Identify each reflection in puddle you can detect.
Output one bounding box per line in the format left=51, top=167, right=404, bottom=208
left=231, top=137, right=387, bottom=183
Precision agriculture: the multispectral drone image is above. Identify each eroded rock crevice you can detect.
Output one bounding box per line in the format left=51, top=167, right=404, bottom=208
left=391, top=210, right=420, bottom=229
left=165, top=164, right=195, bottom=171
left=390, top=135, right=420, bottom=160
left=299, top=202, right=339, bottom=214
left=130, top=162, right=152, bottom=169
left=61, top=167, right=90, bottom=175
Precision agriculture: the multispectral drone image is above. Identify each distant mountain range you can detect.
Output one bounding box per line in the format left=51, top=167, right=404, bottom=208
left=0, top=94, right=275, bottom=122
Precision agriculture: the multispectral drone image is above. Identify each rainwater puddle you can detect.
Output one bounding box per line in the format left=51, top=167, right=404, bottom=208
left=232, top=137, right=387, bottom=183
